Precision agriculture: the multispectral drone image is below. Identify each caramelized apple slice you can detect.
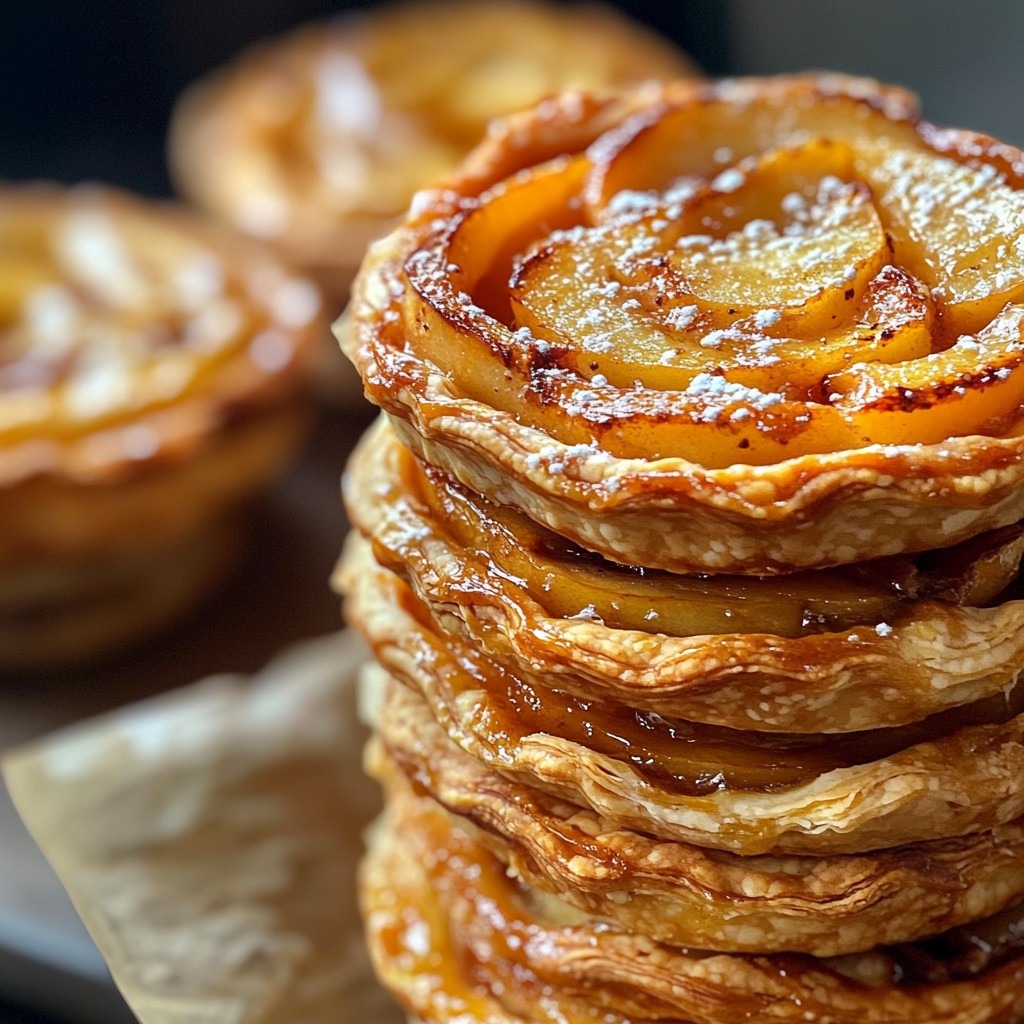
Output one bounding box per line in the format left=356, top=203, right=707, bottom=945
left=828, top=303, right=1024, bottom=445
left=666, top=180, right=887, bottom=320
left=512, top=143, right=892, bottom=396
left=419, top=463, right=900, bottom=638
left=525, top=373, right=841, bottom=464
left=402, top=155, right=587, bottom=405
left=415, top=458, right=1024, bottom=638
left=669, top=139, right=858, bottom=236
left=679, top=266, right=934, bottom=396
left=508, top=225, right=675, bottom=379
left=443, top=155, right=587, bottom=300
left=864, top=143, right=1024, bottom=337
left=583, top=80, right=920, bottom=214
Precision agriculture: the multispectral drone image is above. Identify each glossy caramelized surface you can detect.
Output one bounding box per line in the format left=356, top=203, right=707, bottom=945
left=399, top=77, right=1024, bottom=465
left=345, top=76, right=1024, bottom=572
left=371, top=680, right=1024, bottom=957
left=342, top=536, right=1024, bottom=854
left=363, top=774, right=1024, bottom=1024
left=383, top=619, right=1024, bottom=797
left=345, top=418, right=1024, bottom=733
left=0, top=184, right=319, bottom=481
left=171, top=0, right=694, bottom=284
left=410, top=441, right=1024, bottom=638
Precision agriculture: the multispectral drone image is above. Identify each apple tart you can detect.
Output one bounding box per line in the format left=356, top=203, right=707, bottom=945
left=363, top=773, right=1024, bottom=1024
left=338, top=72, right=1024, bottom=1024
left=343, top=75, right=1024, bottom=572
left=0, top=184, right=319, bottom=667
left=341, top=535, right=1024, bottom=856
left=170, top=1, right=695, bottom=312
left=367, top=672, right=1024, bottom=957
left=347, top=415, right=1024, bottom=734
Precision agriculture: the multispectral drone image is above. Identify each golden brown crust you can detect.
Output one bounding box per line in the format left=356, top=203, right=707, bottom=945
left=342, top=76, right=1024, bottom=572
left=341, top=536, right=1024, bottom=855
left=345, top=416, right=1024, bottom=733
left=362, top=776, right=1024, bottom=1024
left=170, top=1, right=696, bottom=297
left=368, top=682, right=1024, bottom=957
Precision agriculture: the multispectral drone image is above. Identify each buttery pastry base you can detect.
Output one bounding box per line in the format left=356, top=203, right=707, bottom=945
left=382, top=386, right=1024, bottom=576
left=0, top=184, right=319, bottom=664
left=363, top=775, right=1024, bottom=1024
left=347, top=416, right=1024, bottom=733
left=342, top=70, right=1024, bottom=1021
left=342, top=75, right=1024, bottom=573
left=368, top=679, right=1024, bottom=957
left=341, top=535, right=1024, bottom=855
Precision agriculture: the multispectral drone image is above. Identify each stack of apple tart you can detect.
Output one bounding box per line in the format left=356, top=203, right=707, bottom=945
left=338, top=75, right=1024, bottom=1022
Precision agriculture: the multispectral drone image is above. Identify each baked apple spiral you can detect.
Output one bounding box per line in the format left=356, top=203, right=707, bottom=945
left=345, top=75, right=1024, bottom=572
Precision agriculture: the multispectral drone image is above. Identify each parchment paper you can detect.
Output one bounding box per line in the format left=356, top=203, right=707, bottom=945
left=3, top=629, right=402, bottom=1024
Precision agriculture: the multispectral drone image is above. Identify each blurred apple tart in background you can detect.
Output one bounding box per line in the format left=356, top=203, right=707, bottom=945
left=0, top=184, right=319, bottom=669
left=337, top=72, right=1024, bottom=1021
left=169, top=0, right=696, bottom=396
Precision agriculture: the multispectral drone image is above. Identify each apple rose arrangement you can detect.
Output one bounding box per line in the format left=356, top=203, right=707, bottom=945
left=339, top=75, right=1024, bottom=1022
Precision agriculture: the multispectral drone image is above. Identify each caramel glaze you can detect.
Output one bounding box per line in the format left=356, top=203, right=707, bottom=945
left=365, top=780, right=1024, bottom=1024
left=372, top=701, right=1024, bottom=957
left=396, top=439, right=1024, bottom=640
left=375, top=561, right=1024, bottom=797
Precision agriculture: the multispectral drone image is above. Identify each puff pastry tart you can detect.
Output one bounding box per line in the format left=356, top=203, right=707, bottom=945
left=170, top=0, right=694, bottom=311
left=0, top=184, right=319, bottom=667
left=368, top=678, right=1024, bottom=957
left=348, top=416, right=1024, bottom=734
left=344, top=75, right=1024, bottom=572
left=364, top=775, right=1024, bottom=1024
left=341, top=537, right=1024, bottom=856
left=340, top=72, right=1024, bottom=1024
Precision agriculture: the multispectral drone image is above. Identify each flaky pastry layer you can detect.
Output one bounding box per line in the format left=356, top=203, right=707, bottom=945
left=362, top=776, right=1024, bottom=1024
left=341, top=536, right=1024, bottom=855
left=343, top=76, right=1024, bottom=571
left=346, top=416, right=1024, bottom=732
left=369, top=678, right=1024, bottom=957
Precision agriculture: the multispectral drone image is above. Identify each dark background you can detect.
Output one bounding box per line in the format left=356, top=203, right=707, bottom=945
left=3, top=0, right=1023, bottom=200
left=0, top=0, right=728, bottom=196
